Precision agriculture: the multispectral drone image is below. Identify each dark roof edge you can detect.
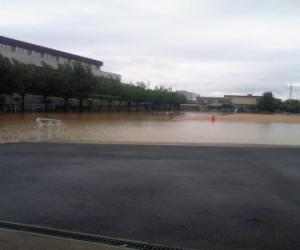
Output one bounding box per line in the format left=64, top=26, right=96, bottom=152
left=197, top=96, right=224, bottom=99
left=0, top=35, right=103, bottom=67
left=224, top=95, right=261, bottom=98
left=198, top=95, right=262, bottom=99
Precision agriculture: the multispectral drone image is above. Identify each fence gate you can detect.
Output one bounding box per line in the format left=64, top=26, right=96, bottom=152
left=36, top=118, right=63, bottom=142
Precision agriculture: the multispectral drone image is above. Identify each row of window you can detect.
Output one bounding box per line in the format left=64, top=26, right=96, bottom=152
left=0, top=43, right=99, bottom=70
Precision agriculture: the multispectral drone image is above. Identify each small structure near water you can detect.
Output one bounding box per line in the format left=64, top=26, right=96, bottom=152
left=36, top=117, right=63, bottom=142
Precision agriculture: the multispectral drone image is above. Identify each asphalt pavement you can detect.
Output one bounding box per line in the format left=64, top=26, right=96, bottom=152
left=0, top=143, right=300, bottom=249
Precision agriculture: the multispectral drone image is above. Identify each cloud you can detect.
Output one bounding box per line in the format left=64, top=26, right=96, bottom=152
left=1, top=0, right=300, bottom=99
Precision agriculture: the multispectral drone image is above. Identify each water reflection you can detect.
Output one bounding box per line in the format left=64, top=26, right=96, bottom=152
left=0, top=112, right=300, bottom=145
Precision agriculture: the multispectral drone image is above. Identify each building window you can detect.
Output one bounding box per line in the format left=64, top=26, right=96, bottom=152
left=27, top=50, right=32, bottom=55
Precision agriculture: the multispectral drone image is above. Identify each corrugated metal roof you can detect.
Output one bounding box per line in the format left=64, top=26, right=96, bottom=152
left=0, top=35, right=103, bottom=67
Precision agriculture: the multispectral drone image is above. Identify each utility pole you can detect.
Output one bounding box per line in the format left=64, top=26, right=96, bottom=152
left=289, top=83, right=293, bottom=99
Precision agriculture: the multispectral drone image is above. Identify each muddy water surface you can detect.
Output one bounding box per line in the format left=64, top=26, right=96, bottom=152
left=1, top=112, right=300, bottom=145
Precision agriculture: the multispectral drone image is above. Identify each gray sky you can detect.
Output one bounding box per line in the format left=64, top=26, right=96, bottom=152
left=1, top=0, right=300, bottom=99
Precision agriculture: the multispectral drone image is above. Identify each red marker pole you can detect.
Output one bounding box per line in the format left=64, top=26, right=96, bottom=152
left=169, top=112, right=173, bottom=120
left=211, top=114, right=216, bottom=123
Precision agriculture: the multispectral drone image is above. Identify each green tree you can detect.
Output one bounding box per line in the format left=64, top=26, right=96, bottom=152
left=171, top=92, right=186, bottom=110
left=56, top=63, right=77, bottom=111
left=33, top=63, right=61, bottom=111
left=11, top=60, right=36, bottom=112
left=0, top=54, right=13, bottom=95
left=280, top=99, right=300, bottom=113
left=120, top=84, right=137, bottom=110
left=72, top=62, right=96, bottom=112
left=0, top=52, right=187, bottom=113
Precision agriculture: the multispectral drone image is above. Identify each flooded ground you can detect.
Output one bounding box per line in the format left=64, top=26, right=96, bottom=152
left=0, top=112, right=300, bottom=145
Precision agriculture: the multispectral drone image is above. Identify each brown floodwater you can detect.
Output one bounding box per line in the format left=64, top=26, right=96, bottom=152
left=1, top=112, right=300, bottom=145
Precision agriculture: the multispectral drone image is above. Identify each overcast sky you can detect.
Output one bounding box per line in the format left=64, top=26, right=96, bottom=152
left=1, top=0, right=300, bottom=99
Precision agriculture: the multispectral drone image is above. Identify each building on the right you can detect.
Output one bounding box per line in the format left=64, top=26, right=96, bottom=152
left=224, top=94, right=261, bottom=111
left=196, top=94, right=262, bottom=112
left=196, top=96, right=225, bottom=108
left=224, top=94, right=261, bottom=105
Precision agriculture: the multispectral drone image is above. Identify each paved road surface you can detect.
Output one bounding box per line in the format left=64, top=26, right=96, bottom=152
left=0, top=228, right=126, bottom=250
left=0, top=143, right=300, bottom=249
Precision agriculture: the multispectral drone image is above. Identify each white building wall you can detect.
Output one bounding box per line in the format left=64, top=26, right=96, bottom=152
left=93, top=69, right=121, bottom=80
left=231, top=96, right=258, bottom=105
left=0, top=43, right=121, bottom=80
left=0, top=43, right=48, bottom=66
left=224, top=96, right=259, bottom=105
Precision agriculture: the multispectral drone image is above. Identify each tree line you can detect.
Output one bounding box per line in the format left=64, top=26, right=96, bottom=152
left=0, top=53, right=186, bottom=112
left=258, top=92, right=300, bottom=113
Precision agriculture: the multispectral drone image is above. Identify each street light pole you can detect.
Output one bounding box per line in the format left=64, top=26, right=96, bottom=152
left=289, top=83, right=293, bottom=99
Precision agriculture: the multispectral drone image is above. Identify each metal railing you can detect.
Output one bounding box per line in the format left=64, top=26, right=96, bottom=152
left=2, top=104, right=18, bottom=112
left=36, top=118, right=63, bottom=142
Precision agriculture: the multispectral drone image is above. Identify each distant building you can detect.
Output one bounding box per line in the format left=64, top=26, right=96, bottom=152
left=196, top=94, right=261, bottom=111
left=0, top=35, right=121, bottom=80
left=196, top=96, right=225, bottom=108
left=177, top=90, right=199, bottom=102
left=224, top=94, right=261, bottom=106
